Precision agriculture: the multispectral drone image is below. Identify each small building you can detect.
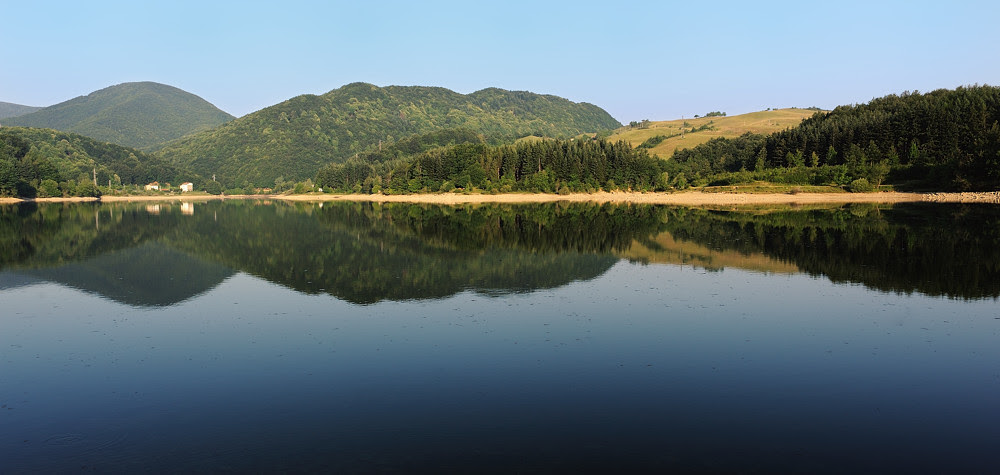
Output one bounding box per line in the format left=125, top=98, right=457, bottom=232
left=180, top=182, right=194, bottom=192
left=145, top=181, right=160, bottom=191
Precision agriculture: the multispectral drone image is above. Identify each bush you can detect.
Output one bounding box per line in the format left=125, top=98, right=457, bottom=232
left=204, top=180, right=223, bottom=195
left=673, top=173, right=689, bottom=190
left=15, top=181, right=37, bottom=198
left=38, top=179, right=60, bottom=198
left=74, top=182, right=101, bottom=198
left=848, top=178, right=875, bottom=192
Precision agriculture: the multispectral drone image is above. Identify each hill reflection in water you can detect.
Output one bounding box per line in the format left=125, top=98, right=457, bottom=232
left=1, top=200, right=998, bottom=304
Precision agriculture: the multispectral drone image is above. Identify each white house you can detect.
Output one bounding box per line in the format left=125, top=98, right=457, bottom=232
left=144, top=181, right=160, bottom=191
left=180, top=182, right=194, bottom=192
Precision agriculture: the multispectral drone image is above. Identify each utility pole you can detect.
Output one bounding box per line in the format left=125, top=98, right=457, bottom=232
left=93, top=167, right=98, bottom=186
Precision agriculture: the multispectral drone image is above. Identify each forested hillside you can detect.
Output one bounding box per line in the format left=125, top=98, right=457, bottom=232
left=0, top=127, right=198, bottom=197
left=4, top=82, right=234, bottom=150
left=665, top=86, right=1000, bottom=191
left=155, top=82, right=621, bottom=187
left=315, top=136, right=665, bottom=194
left=0, top=101, right=42, bottom=120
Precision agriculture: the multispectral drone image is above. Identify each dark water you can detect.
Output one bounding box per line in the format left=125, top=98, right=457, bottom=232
left=2, top=200, right=999, bottom=472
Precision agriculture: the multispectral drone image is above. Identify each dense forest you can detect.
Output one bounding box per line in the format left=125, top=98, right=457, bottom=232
left=154, top=83, right=622, bottom=187
left=665, top=86, right=1000, bottom=191
left=314, top=135, right=666, bottom=193
left=0, top=127, right=198, bottom=197
left=4, top=82, right=234, bottom=150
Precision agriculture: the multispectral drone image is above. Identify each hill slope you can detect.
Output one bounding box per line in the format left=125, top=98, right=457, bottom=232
left=1, top=126, right=199, bottom=197
left=666, top=86, right=1000, bottom=191
left=155, top=82, right=621, bottom=186
left=0, top=101, right=43, bottom=120
left=607, top=108, right=820, bottom=159
left=4, top=82, right=234, bottom=150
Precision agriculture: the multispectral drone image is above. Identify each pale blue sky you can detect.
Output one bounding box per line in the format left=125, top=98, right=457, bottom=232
left=2, top=0, right=997, bottom=122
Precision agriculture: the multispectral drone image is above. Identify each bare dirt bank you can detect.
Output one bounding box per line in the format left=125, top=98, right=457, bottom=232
left=3, top=191, right=999, bottom=206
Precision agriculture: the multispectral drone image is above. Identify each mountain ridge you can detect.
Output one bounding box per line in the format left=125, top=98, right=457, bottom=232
left=154, top=82, right=621, bottom=186
left=4, top=82, right=234, bottom=150
left=0, top=101, right=43, bottom=120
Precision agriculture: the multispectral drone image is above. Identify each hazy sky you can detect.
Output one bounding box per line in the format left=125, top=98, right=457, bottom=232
left=3, top=0, right=997, bottom=122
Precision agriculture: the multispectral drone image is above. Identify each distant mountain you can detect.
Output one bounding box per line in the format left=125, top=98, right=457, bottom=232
left=0, top=101, right=43, bottom=120
left=4, top=82, right=234, bottom=150
left=155, top=82, right=621, bottom=186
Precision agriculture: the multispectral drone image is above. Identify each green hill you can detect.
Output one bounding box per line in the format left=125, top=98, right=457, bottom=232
left=4, top=82, right=234, bottom=150
left=0, top=127, right=198, bottom=197
left=665, top=85, right=1000, bottom=191
left=0, top=101, right=43, bottom=120
left=154, top=82, right=621, bottom=187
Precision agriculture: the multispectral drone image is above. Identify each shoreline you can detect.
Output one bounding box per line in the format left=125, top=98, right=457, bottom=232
left=2, top=191, right=999, bottom=206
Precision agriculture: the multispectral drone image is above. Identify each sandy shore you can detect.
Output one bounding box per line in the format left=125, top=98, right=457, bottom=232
left=3, top=191, right=999, bottom=206
left=275, top=190, right=1000, bottom=205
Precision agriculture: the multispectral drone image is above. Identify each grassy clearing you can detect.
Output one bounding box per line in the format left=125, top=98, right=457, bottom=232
left=607, top=108, right=821, bottom=159
left=515, top=135, right=546, bottom=144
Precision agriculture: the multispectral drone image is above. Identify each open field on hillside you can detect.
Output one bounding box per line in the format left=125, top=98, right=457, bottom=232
left=607, top=108, right=821, bottom=158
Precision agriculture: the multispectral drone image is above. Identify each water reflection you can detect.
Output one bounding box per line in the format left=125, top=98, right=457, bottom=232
left=2, top=200, right=999, bottom=472
left=1, top=201, right=1000, bottom=304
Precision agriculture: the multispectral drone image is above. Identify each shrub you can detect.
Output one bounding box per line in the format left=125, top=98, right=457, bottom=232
left=74, top=182, right=101, bottom=198
left=848, top=178, right=875, bottom=192
left=38, top=179, right=60, bottom=198
left=204, top=180, right=223, bottom=195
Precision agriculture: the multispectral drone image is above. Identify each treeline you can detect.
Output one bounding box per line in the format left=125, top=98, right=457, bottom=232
left=0, top=127, right=198, bottom=198
left=315, top=137, right=666, bottom=194
left=666, top=86, right=1000, bottom=191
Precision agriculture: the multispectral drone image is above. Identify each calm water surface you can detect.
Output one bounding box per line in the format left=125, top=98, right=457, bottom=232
left=1, top=201, right=998, bottom=472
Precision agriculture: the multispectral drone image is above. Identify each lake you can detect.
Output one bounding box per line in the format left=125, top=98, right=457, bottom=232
left=2, top=200, right=999, bottom=472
